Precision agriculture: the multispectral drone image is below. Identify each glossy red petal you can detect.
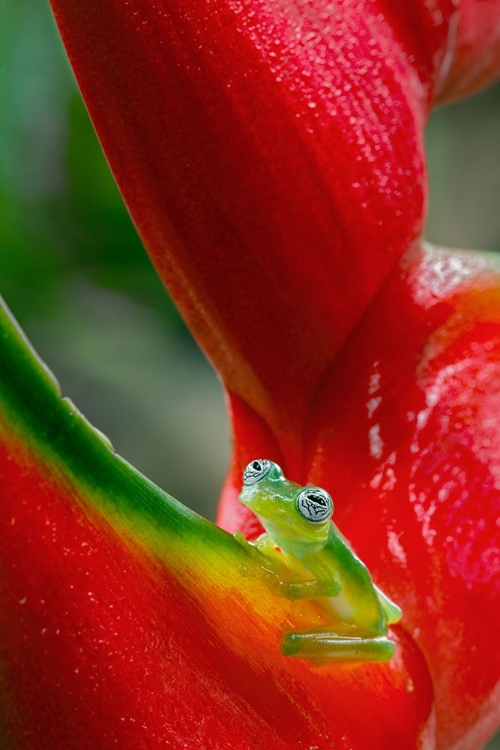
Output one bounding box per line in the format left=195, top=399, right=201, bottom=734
left=219, top=244, right=500, bottom=748
left=49, top=0, right=468, bottom=439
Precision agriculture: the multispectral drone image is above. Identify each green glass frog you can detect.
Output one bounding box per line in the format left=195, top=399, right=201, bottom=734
left=237, top=459, right=402, bottom=663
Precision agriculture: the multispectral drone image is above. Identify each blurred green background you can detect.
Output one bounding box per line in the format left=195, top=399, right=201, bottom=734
left=1, top=4, right=500, bottom=520
left=0, top=4, right=499, bottom=746
left=0, top=0, right=231, bottom=520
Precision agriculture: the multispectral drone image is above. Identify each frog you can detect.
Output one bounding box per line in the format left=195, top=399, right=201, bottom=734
left=236, top=458, right=402, bottom=663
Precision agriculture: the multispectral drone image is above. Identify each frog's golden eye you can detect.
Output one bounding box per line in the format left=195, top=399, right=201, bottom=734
left=296, top=487, right=333, bottom=523
left=243, top=459, right=272, bottom=485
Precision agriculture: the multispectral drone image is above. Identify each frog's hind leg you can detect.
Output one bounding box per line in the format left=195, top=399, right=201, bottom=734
left=281, top=628, right=395, bottom=663
left=374, top=585, right=402, bottom=625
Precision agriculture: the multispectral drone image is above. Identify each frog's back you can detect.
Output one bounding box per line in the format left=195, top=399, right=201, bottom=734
left=318, top=524, right=387, bottom=633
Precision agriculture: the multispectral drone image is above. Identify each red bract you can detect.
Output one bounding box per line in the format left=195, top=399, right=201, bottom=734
left=12, top=0, right=500, bottom=746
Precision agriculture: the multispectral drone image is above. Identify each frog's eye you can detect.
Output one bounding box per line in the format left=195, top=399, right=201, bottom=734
left=296, top=487, right=333, bottom=523
left=243, top=459, right=272, bottom=485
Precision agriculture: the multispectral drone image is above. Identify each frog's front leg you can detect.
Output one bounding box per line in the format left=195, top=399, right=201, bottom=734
left=233, top=531, right=293, bottom=584
left=281, top=628, right=396, bottom=663
left=234, top=532, right=340, bottom=598
left=250, top=534, right=341, bottom=598
left=234, top=531, right=284, bottom=568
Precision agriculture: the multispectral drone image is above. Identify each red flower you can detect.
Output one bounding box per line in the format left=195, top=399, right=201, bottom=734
left=1, top=0, right=499, bottom=747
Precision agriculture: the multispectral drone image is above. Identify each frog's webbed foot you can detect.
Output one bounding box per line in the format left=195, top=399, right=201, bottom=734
left=233, top=530, right=252, bottom=549
left=234, top=531, right=275, bottom=553
left=234, top=531, right=281, bottom=564
left=281, top=628, right=396, bottom=663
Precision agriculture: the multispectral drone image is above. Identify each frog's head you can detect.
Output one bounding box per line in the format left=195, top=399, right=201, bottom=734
left=238, top=459, right=333, bottom=548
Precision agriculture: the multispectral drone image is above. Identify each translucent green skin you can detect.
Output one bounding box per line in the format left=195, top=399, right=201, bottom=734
left=238, top=461, right=402, bottom=663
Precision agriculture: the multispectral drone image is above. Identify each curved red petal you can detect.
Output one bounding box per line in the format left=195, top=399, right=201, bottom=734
left=48, top=0, right=466, bottom=435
